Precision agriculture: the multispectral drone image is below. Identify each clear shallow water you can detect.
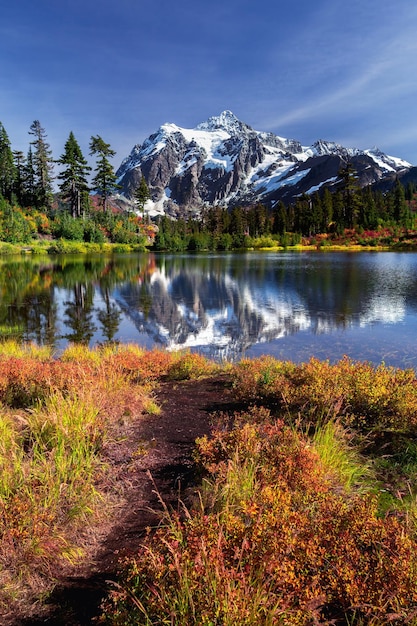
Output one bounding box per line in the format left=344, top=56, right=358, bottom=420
left=1, top=250, right=417, bottom=368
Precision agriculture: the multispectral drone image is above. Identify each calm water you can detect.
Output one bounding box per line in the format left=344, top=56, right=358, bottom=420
left=1, top=251, right=417, bottom=368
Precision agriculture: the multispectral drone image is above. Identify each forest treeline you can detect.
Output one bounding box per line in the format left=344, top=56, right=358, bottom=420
left=153, top=165, right=417, bottom=251
left=1, top=119, right=417, bottom=250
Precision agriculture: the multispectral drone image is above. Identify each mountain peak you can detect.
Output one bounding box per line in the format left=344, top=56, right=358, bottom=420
left=196, top=110, right=251, bottom=134
left=312, top=139, right=356, bottom=158
left=116, top=112, right=413, bottom=216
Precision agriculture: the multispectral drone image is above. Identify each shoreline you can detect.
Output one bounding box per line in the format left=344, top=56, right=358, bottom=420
left=2, top=240, right=417, bottom=256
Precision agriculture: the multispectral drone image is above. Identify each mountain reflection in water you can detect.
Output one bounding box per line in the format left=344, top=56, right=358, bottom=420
left=1, top=251, right=417, bottom=368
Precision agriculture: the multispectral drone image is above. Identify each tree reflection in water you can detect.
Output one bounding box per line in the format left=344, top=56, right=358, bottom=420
left=0, top=252, right=417, bottom=369
left=63, top=283, right=97, bottom=344
left=98, top=287, right=121, bottom=342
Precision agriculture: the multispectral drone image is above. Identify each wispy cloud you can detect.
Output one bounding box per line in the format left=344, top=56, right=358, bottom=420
left=2, top=0, right=417, bottom=164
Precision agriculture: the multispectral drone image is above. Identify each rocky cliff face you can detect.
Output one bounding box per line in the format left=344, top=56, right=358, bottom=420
left=116, top=111, right=412, bottom=216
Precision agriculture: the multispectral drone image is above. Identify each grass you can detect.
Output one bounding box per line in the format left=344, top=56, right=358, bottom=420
left=103, top=410, right=417, bottom=624
left=0, top=345, right=221, bottom=616
left=0, top=240, right=149, bottom=256
left=102, top=356, right=417, bottom=625
left=0, top=391, right=105, bottom=605
left=312, top=419, right=373, bottom=492
left=0, top=339, right=53, bottom=360
left=142, top=397, right=161, bottom=415
left=0, top=343, right=177, bottom=613
left=1, top=347, right=417, bottom=623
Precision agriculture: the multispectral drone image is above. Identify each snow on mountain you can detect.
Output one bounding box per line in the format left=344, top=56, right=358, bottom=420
left=195, top=109, right=251, bottom=134
left=363, top=148, right=412, bottom=173
left=116, top=111, right=413, bottom=216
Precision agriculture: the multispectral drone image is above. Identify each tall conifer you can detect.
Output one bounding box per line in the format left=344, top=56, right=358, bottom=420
left=28, top=120, right=54, bottom=209
left=89, top=135, right=119, bottom=212
left=134, top=176, right=151, bottom=218
left=58, top=132, right=91, bottom=218
left=12, top=150, right=26, bottom=206
left=0, top=122, right=16, bottom=201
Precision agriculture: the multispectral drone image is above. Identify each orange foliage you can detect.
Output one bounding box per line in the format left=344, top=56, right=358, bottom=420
left=105, top=409, right=417, bottom=624
left=231, top=355, right=417, bottom=433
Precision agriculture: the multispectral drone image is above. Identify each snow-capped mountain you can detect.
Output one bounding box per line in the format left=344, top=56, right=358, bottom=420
left=116, top=110, right=413, bottom=216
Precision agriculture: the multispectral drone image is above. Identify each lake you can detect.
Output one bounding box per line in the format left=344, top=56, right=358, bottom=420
left=1, top=250, right=417, bottom=368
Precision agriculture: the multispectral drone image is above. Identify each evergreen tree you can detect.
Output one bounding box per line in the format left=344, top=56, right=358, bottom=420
left=58, top=132, right=91, bottom=218
left=272, top=201, right=287, bottom=235
left=286, top=203, right=295, bottom=232
left=0, top=122, right=16, bottom=201
left=134, top=176, right=151, bottom=218
left=392, top=178, right=408, bottom=225
left=89, top=135, right=119, bottom=211
left=294, top=194, right=317, bottom=236
left=332, top=190, right=345, bottom=234
left=28, top=120, right=54, bottom=209
left=252, top=204, right=269, bottom=236
left=337, top=161, right=361, bottom=228
left=229, top=206, right=247, bottom=246
left=24, top=146, right=36, bottom=207
left=405, top=182, right=416, bottom=203
left=12, top=150, right=26, bottom=206
left=311, top=193, right=323, bottom=234
left=360, top=186, right=378, bottom=229
left=374, top=189, right=388, bottom=223
left=204, top=206, right=227, bottom=236
left=153, top=215, right=169, bottom=250
left=321, top=188, right=333, bottom=231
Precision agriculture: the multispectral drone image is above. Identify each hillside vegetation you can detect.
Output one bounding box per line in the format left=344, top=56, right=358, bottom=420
left=0, top=344, right=417, bottom=624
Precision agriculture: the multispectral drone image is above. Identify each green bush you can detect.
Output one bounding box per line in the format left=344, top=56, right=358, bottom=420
left=52, top=213, right=84, bottom=241
left=82, top=219, right=106, bottom=243
left=0, top=200, right=33, bottom=244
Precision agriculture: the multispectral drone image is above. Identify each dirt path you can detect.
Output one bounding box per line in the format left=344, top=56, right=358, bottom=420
left=13, top=375, right=233, bottom=626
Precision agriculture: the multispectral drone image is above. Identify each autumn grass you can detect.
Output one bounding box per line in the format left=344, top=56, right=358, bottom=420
left=0, top=240, right=149, bottom=256
left=0, top=343, right=193, bottom=615
left=0, top=339, right=53, bottom=360
left=103, top=411, right=417, bottom=624
left=29, top=240, right=148, bottom=255
left=0, top=344, right=223, bottom=615
left=2, top=345, right=417, bottom=623
left=102, top=355, right=417, bottom=625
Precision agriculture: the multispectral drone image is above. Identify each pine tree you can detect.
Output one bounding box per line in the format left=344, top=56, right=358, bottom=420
left=332, top=191, right=345, bottom=234
left=392, top=178, right=408, bottom=225
left=12, top=150, right=26, bottom=206
left=360, top=186, right=378, bottom=229
left=134, top=176, right=151, bottom=218
left=89, top=135, right=119, bottom=211
left=311, top=193, right=323, bottom=235
left=272, top=201, right=287, bottom=235
left=24, top=146, right=36, bottom=207
left=369, top=190, right=384, bottom=223
left=229, top=205, right=247, bottom=246
left=321, top=188, right=333, bottom=231
left=405, top=182, right=416, bottom=203
left=28, top=120, right=54, bottom=209
left=286, top=203, right=295, bottom=232
left=253, top=204, right=269, bottom=236
left=337, top=161, right=361, bottom=229
left=0, top=122, right=16, bottom=201
left=58, top=132, right=91, bottom=218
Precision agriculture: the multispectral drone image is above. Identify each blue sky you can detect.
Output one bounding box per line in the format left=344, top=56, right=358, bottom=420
left=2, top=0, right=417, bottom=171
